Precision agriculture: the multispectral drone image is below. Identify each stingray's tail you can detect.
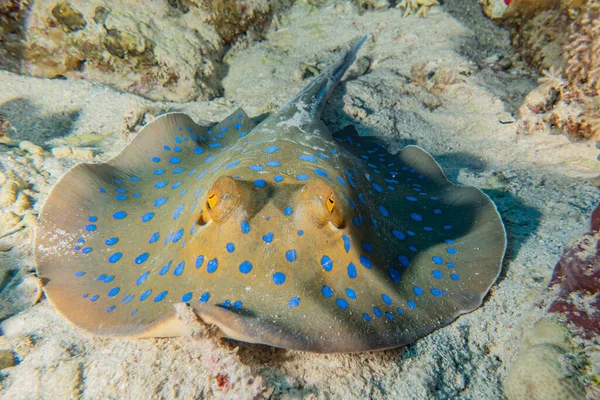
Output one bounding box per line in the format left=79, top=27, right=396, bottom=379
left=279, top=36, right=367, bottom=118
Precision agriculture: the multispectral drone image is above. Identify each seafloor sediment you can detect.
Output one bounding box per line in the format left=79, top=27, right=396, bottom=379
left=0, top=0, right=599, bottom=398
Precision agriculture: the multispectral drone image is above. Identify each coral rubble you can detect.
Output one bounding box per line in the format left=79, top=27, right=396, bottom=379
left=483, top=0, right=600, bottom=139
left=0, top=0, right=278, bottom=102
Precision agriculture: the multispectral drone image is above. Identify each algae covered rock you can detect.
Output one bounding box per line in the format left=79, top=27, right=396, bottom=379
left=4, top=0, right=277, bottom=102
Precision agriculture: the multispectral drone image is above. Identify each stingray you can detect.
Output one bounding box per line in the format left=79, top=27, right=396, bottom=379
left=35, top=37, right=507, bottom=353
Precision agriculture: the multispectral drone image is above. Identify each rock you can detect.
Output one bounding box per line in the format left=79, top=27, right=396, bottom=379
left=504, top=318, right=586, bottom=400
left=71, top=147, right=94, bottom=159
left=18, top=141, right=44, bottom=155
left=2, top=0, right=278, bottom=102
left=0, top=349, right=17, bottom=369
left=51, top=146, right=73, bottom=158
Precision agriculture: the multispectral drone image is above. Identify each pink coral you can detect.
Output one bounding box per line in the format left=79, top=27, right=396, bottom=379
left=548, top=201, right=600, bottom=338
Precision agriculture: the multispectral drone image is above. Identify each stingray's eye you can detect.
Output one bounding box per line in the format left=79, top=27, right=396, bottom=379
left=207, top=191, right=218, bottom=210
left=326, top=195, right=335, bottom=213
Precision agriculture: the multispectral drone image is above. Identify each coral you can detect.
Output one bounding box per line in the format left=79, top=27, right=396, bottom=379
left=504, top=318, right=586, bottom=400
left=396, top=0, right=439, bottom=17
left=506, top=0, right=600, bottom=139
left=547, top=200, right=600, bottom=339
left=0, top=0, right=278, bottom=102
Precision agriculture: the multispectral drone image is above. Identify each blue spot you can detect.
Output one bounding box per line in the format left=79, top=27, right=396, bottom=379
left=363, top=313, right=372, bottom=322
left=321, top=255, right=333, bottom=271
left=447, top=248, right=457, bottom=255
left=378, top=205, right=389, bottom=217
left=342, top=235, right=350, bottom=253
left=159, top=261, right=172, bottom=275
left=113, top=179, right=122, bottom=184
left=226, top=242, right=235, bottom=253
left=172, top=204, right=184, bottom=220
left=266, top=161, right=281, bottom=167
left=122, top=294, right=134, bottom=304
left=288, top=296, right=301, bottom=308
left=274, top=175, right=284, bottom=182
left=317, top=152, right=328, bottom=159
left=433, top=209, right=442, bottom=215
left=195, top=256, right=205, bottom=269
left=88, top=216, right=98, bottom=222
left=74, top=271, right=85, bottom=277
left=297, top=174, right=309, bottom=181
left=413, top=286, right=423, bottom=296
left=265, top=146, right=279, bottom=154
left=141, top=212, right=154, bottom=222
left=130, top=309, right=138, bottom=316
left=284, top=206, right=293, bottom=216
left=152, top=157, right=160, bottom=163
left=154, top=291, right=168, bottom=302
left=373, top=307, right=382, bottom=317
left=172, top=229, right=184, bottom=243
left=174, top=261, right=185, bottom=276
left=262, top=232, right=274, bottom=243
left=174, top=136, right=182, bottom=143
left=362, top=242, right=374, bottom=253
left=99, top=188, right=106, bottom=193
left=154, top=169, right=165, bottom=175
left=443, top=225, right=453, bottom=230
left=173, top=146, right=181, bottom=153
left=132, top=193, right=141, bottom=197
left=432, top=256, right=443, bottom=265
left=336, top=298, right=349, bottom=310
left=336, top=177, right=347, bottom=187
left=239, top=131, right=248, bottom=138
left=321, top=285, right=333, bottom=297
left=106, top=305, right=116, bottom=313
left=272, top=272, right=286, bottom=285
left=209, top=143, right=222, bottom=148
left=392, top=230, right=406, bottom=240
left=314, top=169, right=328, bottom=178
left=447, top=262, right=455, bottom=268
left=89, top=295, right=99, bottom=302
left=140, top=290, right=152, bottom=301
left=173, top=167, right=185, bottom=174
left=254, top=179, right=267, bottom=188
left=407, top=300, right=417, bottom=309
left=115, top=195, right=127, bottom=201
left=409, top=245, right=419, bottom=253
left=233, top=300, right=243, bottom=310
left=410, top=213, right=423, bottom=222
left=225, top=160, right=241, bottom=169
left=77, top=238, right=85, bottom=243
left=199, top=292, right=210, bottom=302
left=285, top=249, right=297, bottom=262
left=135, top=253, right=149, bottom=264
left=220, top=126, right=228, bottom=133
left=207, top=258, right=218, bottom=273
left=388, top=268, right=401, bottom=283
left=155, top=181, right=168, bottom=189
left=431, top=288, right=444, bottom=296
left=249, top=165, right=263, bottom=171
left=359, top=255, right=372, bottom=269
left=136, top=271, right=150, bottom=286
left=234, top=122, right=242, bottom=129
left=297, top=230, right=304, bottom=236
left=432, top=270, right=443, bottom=279
left=399, top=255, right=410, bottom=268
left=108, top=252, right=122, bottom=263
left=241, top=220, right=251, bottom=234
left=385, top=312, right=394, bottom=320
left=345, top=288, right=356, bottom=299
left=193, top=147, right=204, bottom=154
left=451, top=273, right=460, bottom=281
left=113, top=211, right=127, bottom=220
left=382, top=294, right=392, bottom=305
left=103, top=275, right=114, bottom=283
left=299, top=155, right=318, bottom=162
left=372, top=183, right=383, bottom=193
left=181, top=292, right=193, bottom=302
left=85, top=224, right=96, bottom=232
left=358, top=193, right=366, bottom=204
left=444, top=239, right=455, bottom=244
left=154, top=197, right=168, bottom=207
left=371, top=217, right=379, bottom=230
left=352, top=217, right=360, bottom=228
left=82, top=247, right=93, bottom=254
left=347, top=262, right=357, bottom=279
left=239, top=261, right=252, bottom=274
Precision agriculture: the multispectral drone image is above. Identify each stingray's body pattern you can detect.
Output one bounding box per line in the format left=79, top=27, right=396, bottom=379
left=35, top=37, right=506, bottom=353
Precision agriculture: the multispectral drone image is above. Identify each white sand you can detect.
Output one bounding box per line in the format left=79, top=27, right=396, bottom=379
left=1, top=1, right=598, bottom=398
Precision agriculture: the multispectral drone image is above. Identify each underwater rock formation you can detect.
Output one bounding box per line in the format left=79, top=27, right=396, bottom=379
left=504, top=318, right=586, bottom=400
left=1, top=0, right=277, bottom=102
left=481, top=0, right=600, bottom=139
left=548, top=201, right=600, bottom=339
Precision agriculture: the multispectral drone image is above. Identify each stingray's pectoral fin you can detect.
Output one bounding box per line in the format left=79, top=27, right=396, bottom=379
left=191, top=302, right=315, bottom=351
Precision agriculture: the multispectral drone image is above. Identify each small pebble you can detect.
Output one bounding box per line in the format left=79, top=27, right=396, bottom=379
left=18, top=141, right=44, bottom=155
left=51, top=146, right=73, bottom=158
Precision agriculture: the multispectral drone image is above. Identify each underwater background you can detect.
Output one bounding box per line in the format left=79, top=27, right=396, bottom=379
left=0, top=0, right=599, bottom=398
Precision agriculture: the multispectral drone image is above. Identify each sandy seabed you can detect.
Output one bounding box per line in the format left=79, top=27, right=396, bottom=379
left=1, top=1, right=599, bottom=398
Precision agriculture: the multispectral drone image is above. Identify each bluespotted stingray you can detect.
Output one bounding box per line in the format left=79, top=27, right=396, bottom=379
left=35, top=37, right=506, bottom=353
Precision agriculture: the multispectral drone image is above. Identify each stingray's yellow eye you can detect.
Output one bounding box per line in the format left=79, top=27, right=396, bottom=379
left=207, top=191, right=218, bottom=210
left=326, top=196, right=335, bottom=213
